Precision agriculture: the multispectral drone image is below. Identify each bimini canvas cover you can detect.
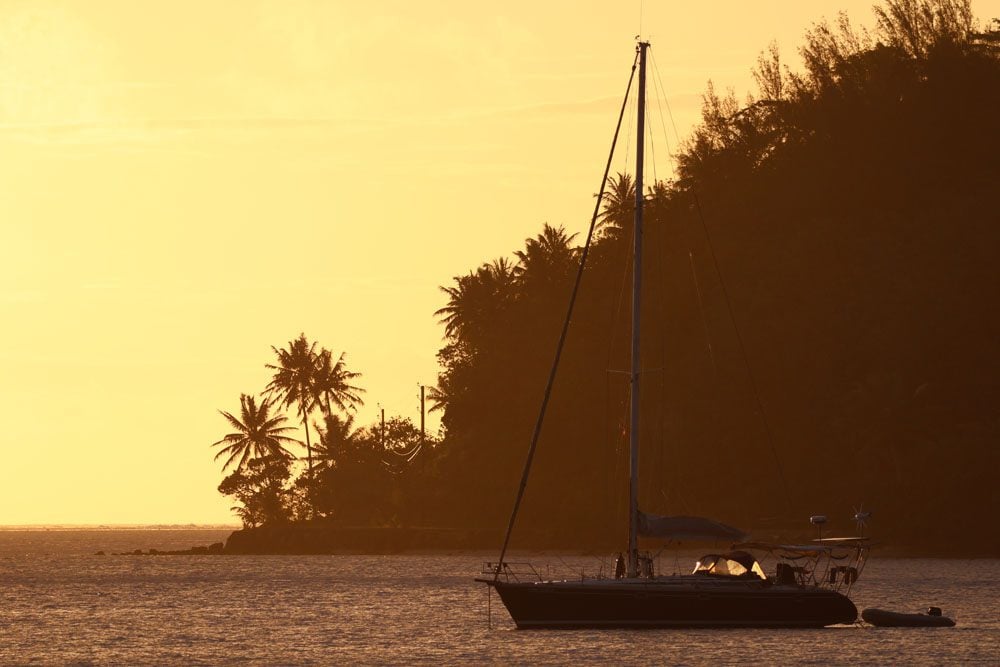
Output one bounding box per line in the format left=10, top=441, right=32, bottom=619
left=693, top=551, right=767, bottom=579
left=638, top=512, right=748, bottom=542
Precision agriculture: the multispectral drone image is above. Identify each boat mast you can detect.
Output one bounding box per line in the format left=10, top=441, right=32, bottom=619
left=627, top=40, right=649, bottom=578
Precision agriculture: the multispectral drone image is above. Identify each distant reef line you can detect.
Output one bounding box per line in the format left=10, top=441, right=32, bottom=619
left=1, top=524, right=239, bottom=531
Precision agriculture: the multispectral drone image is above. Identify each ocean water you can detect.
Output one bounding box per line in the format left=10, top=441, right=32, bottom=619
left=0, top=530, right=997, bottom=665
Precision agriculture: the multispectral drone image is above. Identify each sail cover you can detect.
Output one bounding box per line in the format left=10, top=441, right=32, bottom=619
left=638, top=512, right=748, bottom=542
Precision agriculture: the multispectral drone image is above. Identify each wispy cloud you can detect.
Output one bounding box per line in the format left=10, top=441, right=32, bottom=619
left=0, top=289, right=44, bottom=304
left=0, top=91, right=705, bottom=149
left=0, top=116, right=357, bottom=145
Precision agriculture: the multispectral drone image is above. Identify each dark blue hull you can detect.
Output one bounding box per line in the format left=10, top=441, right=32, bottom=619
left=488, top=577, right=858, bottom=629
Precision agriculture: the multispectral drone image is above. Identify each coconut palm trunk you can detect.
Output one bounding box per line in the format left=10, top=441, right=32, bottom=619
left=301, top=402, right=314, bottom=475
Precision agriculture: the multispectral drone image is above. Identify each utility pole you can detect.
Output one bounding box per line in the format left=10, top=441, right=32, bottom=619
left=419, top=384, right=426, bottom=444
left=380, top=406, right=386, bottom=448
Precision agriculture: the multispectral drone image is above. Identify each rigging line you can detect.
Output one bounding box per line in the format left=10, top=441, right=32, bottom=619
left=606, top=229, right=634, bottom=372
left=647, top=80, right=658, bottom=185
left=650, top=47, right=789, bottom=509
left=603, top=227, right=633, bottom=522
left=648, top=67, right=669, bottom=162
left=494, top=52, right=640, bottom=581
left=688, top=250, right=718, bottom=377
left=644, top=55, right=675, bottom=513
left=607, top=234, right=633, bottom=528
left=651, top=50, right=684, bottom=147
left=650, top=50, right=700, bottom=512
left=604, top=109, right=637, bottom=520
left=649, top=51, right=677, bottom=167
left=606, top=226, right=633, bottom=543
left=653, top=195, right=667, bottom=513
left=689, top=192, right=793, bottom=512
left=621, top=73, right=636, bottom=178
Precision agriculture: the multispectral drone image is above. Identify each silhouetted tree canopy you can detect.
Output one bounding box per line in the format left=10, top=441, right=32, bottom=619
left=428, top=0, right=1000, bottom=552
left=211, top=1, right=999, bottom=554
left=212, top=334, right=442, bottom=528
left=218, top=455, right=295, bottom=528
left=211, top=394, right=299, bottom=472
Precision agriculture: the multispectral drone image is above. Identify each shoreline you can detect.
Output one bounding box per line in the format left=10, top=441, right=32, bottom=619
left=93, top=523, right=999, bottom=559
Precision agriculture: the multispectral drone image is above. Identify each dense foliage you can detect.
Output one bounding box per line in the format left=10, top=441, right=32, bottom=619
left=211, top=1, right=999, bottom=553
left=212, top=334, right=439, bottom=527
left=430, top=0, right=1000, bottom=551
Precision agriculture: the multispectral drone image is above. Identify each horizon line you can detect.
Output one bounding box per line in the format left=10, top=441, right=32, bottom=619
left=0, top=523, right=240, bottom=531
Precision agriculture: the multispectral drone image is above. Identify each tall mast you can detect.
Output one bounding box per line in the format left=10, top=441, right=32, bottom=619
left=627, top=41, right=648, bottom=578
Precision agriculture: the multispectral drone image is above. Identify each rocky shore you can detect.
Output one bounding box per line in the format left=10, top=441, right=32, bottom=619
left=102, top=542, right=227, bottom=556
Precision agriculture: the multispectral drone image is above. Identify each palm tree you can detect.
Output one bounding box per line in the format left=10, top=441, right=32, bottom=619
left=313, top=412, right=359, bottom=467
left=598, top=172, right=636, bottom=238
left=266, top=333, right=321, bottom=475
left=426, top=379, right=452, bottom=414
left=645, top=179, right=671, bottom=221
left=436, top=258, right=519, bottom=341
left=211, top=394, right=299, bottom=471
left=313, top=349, right=365, bottom=417
left=513, top=224, right=578, bottom=286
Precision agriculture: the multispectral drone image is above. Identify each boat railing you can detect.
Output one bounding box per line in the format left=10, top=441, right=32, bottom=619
left=483, top=558, right=615, bottom=582
left=742, top=539, right=871, bottom=596
left=481, top=561, right=543, bottom=582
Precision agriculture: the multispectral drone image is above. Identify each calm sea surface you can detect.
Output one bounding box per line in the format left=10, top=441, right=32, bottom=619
left=0, top=529, right=997, bottom=665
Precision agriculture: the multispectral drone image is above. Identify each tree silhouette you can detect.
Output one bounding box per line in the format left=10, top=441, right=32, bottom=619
left=426, top=0, right=1000, bottom=549
left=426, top=379, right=452, bottom=414
left=513, top=224, right=578, bottom=287
left=211, top=394, right=299, bottom=471
left=218, top=455, right=293, bottom=527
left=435, top=258, right=518, bottom=357
left=313, top=349, right=365, bottom=417
left=266, top=333, right=321, bottom=475
left=874, top=0, right=973, bottom=58
left=597, top=172, right=636, bottom=238
left=212, top=0, right=1000, bottom=550
left=312, top=412, right=359, bottom=468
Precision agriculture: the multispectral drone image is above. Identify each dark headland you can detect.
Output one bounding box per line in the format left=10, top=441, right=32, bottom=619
left=193, top=3, right=999, bottom=561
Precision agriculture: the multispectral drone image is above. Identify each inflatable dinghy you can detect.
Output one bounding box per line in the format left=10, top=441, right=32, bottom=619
left=862, top=607, right=955, bottom=627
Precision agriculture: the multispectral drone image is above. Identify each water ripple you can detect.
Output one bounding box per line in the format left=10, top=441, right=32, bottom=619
left=0, top=531, right=996, bottom=664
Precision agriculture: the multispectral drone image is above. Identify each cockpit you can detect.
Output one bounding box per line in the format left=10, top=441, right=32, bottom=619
left=693, top=551, right=767, bottom=579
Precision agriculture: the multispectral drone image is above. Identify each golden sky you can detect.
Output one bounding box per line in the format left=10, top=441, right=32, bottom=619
left=2, top=0, right=997, bottom=524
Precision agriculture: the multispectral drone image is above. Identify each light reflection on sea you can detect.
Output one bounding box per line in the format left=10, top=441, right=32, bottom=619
left=0, top=530, right=997, bottom=664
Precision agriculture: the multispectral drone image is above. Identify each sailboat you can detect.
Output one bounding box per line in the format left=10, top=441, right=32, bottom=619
left=477, top=41, right=869, bottom=629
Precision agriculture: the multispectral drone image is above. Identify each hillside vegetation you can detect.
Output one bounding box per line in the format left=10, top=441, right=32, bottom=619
left=215, top=1, right=999, bottom=555
left=429, top=0, right=1000, bottom=553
